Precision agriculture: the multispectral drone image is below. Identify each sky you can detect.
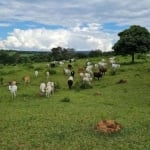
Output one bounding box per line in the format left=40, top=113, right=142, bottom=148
left=0, top=0, right=150, bottom=52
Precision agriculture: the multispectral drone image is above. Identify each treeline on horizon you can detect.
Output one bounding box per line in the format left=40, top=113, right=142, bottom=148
left=0, top=47, right=114, bottom=65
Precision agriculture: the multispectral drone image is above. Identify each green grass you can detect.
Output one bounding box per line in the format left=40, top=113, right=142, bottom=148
left=0, top=56, right=150, bottom=150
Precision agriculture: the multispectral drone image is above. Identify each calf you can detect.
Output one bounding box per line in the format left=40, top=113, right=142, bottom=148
left=93, top=72, right=103, bottom=80
left=23, top=76, right=30, bottom=85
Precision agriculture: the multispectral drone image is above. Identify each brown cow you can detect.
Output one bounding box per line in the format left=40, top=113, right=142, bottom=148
left=78, top=67, right=85, bottom=73
left=23, top=76, right=30, bottom=85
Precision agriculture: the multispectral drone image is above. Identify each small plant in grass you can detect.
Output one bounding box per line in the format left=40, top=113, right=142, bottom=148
left=110, top=68, right=117, bottom=75
left=48, top=69, right=57, bottom=74
left=74, top=81, right=93, bottom=90
left=0, top=77, right=4, bottom=85
left=54, top=82, right=60, bottom=90
left=0, top=64, right=3, bottom=69
left=34, top=67, right=43, bottom=71
left=136, top=54, right=146, bottom=60
left=23, top=63, right=34, bottom=69
left=61, top=97, right=70, bottom=102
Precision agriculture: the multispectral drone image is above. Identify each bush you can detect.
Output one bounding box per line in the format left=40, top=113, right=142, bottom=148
left=110, top=69, right=116, bottom=75
left=61, top=97, right=70, bottom=102
left=23, top=63, right=34, bottom=69
left=0, top=64, right=4, bottom=69
left=54, top=82, right=60, bottom=90
left=0, top=77, right=4, bottom=85
left=136, top=54, right=146, bottom=60
left=34, top=67, right=43, bottom=71
left=48, top=69, right=57, bottom=74
left=74, top=81, right=93, bottom=90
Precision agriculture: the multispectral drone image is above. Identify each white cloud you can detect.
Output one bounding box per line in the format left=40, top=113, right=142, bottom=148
left=0, top=25, right=114, bottom=52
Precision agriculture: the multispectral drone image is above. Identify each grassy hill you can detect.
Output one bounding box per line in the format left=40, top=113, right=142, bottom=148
left=0, top=55, right=150, bottom=150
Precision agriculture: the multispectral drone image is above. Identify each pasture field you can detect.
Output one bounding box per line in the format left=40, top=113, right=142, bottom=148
left=0, top=55, right=150, bottom=150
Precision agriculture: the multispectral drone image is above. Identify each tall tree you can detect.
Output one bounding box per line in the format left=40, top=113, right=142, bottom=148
left=51, top=47, right=63, bottom=61
left=113, top=25, right=150, bottom=63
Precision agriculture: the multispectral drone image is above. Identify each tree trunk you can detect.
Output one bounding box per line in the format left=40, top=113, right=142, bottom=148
left=131, top=52, right=134, bottom=63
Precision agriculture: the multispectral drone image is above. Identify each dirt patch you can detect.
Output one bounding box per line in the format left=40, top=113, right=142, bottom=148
left=95, top=120, right=122, bottom=134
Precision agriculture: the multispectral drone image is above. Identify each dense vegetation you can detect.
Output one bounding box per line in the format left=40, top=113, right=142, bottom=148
left=0, top=54, right=150, bottom=150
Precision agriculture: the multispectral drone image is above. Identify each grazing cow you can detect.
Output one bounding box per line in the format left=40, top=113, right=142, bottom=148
left=46, top=82, right=53, bottom=97
left=23, top=76, right=30, bottom=85
left=8, top=81, right=17, bottom=99
left=68, top=64, right=72, bottom=69
left=50, top=63, right=55, bottom=68
left=40, top=82, right=46, bottom=93
left=99, top=67, right=107, bottom=75
left=82, top=76, right=92, bottom=83
left=68, top=76, right=73, bottom=89
left=79, top=72, right=84, bottom=78
left=112, top=63, right=120, bottom=70
left=78, top=67, right=84, bottom=73
left=47, top=81, right=55, bottom=94
left=64, top=68, right=71, bottom=75
left=46, top=71, right=50, bottom=79
left=93, top=72, right=103, bottom=80
left=35, top=70, right=39, bottom=78
left=71, top=70, right=75, bottom=77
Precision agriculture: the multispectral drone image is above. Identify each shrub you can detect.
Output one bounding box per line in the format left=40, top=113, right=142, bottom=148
left=0, top=77, right=4, bottom=85
left=48, top=69, right=57, bottom=74
left=136, top=54, right=146, bottom=60
left=110, top=69, right=116, bottom=75
left=23, top=63, right=34, bottom=69
left=0, top=64, right=4, bottom=69
left=54, top=82, right=60, bottom=90
left=74, top=81, right=93, bottom=90
left=34, top=67, right=43, bottom=71
left=61, top=97, right=70, bottom=102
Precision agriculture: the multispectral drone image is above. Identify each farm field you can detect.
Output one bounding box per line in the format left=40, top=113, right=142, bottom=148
left=0, top=55, right=150, bottom=150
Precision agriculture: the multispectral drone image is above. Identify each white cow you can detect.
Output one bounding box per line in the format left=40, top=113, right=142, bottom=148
left=40, top=82, right=46, bottom=93
left=35, top=70, right=39, bottom=78
left=112, top=63, right=120, bottom=69
left=45, top=82, right=53, bottom=97
left=47, top=81, right=55, bottom=94
left=46, top=71, right=50, bottom=79
left=9, top=81, right=17, bottom=99
left=63, top=68, right=71, bottom=75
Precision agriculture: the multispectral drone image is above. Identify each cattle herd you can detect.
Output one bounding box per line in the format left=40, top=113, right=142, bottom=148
left=7, top=57, right=121, bottom=99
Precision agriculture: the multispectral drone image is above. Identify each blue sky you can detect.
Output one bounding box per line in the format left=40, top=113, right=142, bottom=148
left=0, top=0, right=150, bottom=52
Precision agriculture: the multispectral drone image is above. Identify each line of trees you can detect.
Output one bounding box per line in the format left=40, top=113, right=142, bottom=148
left=0, top=48, right=105, bottom=65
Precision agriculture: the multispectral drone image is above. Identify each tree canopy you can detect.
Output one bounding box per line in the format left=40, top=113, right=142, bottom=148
left=113, top=25, right=150, bottom=63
